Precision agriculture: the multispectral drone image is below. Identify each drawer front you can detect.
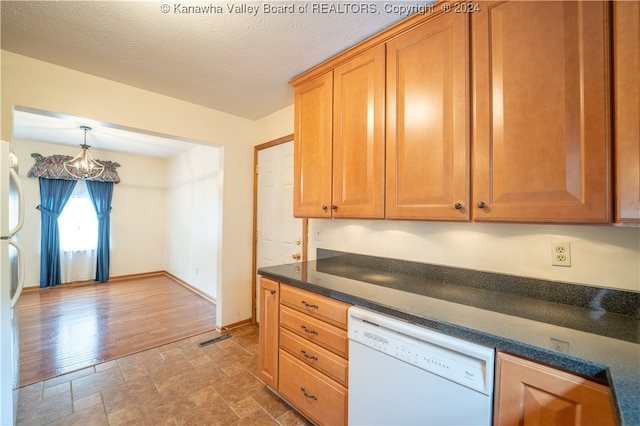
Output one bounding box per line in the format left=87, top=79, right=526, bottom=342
left=280, top=327, right=348, bottom=387
left=279, top=349, right=348, bottom=426
left=280, top=284, right=351, bottom=329
left=280, top=305, right=349, bottom=358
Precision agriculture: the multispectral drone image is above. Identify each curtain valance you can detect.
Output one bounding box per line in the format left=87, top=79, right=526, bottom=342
left=28, top=153, right=121, bottom=183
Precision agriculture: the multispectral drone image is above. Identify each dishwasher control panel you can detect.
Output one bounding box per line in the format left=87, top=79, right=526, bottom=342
left=348, top=307, right=494, bottom=395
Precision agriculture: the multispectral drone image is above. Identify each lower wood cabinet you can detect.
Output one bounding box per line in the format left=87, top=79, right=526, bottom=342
left=257, top=277, right=279, bottom=389
left=258, top=279, right=351, bottom=425
left=279, top=349, right=348, bottom=426
left=494, top=352, right=617, bottom=426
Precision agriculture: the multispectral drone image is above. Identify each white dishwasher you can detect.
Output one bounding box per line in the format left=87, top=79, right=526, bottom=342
left=348, top=306, right=495, bottom=426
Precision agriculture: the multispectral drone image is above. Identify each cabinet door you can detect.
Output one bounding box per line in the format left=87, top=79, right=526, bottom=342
left=614, top=1, right=640, bottom=223
left=472, top=1, right=611, bottom=223
left=494, top=352, right=616, bottom=426
left=332, top=44, right=385, bottom=218
left=293, top=72, right=333, bottom=218
left=386, top=12, right=470, bottom=220
left=258, top=277, right=279, bottom=389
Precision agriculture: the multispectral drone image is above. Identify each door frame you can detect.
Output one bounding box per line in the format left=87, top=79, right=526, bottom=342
left=252, top=134, right=308, bottom=323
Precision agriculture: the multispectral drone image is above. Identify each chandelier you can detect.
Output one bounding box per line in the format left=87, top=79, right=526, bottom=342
left=64, top=126, right=104, bottom=179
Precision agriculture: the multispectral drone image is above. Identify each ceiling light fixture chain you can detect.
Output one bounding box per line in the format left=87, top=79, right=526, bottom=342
left=64, top=125, right=105, bottom=180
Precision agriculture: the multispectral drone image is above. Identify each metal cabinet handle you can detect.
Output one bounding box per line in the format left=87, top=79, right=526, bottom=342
left=301, top=300, right=318, bottom=309
left=292, top=252, right=301, bottom=260
left=300, top=387, right=318, bottom=400
left=269, top=290, right=276, bottom=295
left=322, top=205, right=328, bottom=211
left=477, top=201, right=486, bottom=209
left=332, top=205, right=338, bottom=211
left=454, top=202, right=464, bottom=210
left=300, top=350, right=318, bottom=361
left=301, top=325, right=318, bottom=335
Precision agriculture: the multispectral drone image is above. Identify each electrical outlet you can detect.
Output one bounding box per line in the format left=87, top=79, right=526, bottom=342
left=314, top=226, right=323, bottom=241
left=549, top=337, right=570, bottom=354
left=551, top=242, right=571, bottom=267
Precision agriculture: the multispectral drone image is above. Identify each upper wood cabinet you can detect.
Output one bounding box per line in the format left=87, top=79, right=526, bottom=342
left=293, top=72, right=333, bottom=218
left=292, top=46, right=385, bottom=219
left=472, top=0, right=612, bottom=223
left=494, top=352, right=617, bottom=426
left=386, top=12, right=470, bottom=220
left=614, top=1, right=640, bottom=224
left=292, top=0, right=619, bottom=224
left=332, top=45, right=386, bottom=219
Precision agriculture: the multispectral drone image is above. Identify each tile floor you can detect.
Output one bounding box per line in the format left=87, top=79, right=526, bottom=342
left=16, top=325, right=312, bottom=425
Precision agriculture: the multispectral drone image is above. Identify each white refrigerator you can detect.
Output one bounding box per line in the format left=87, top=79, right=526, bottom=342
left=0, top=141, right=25, bottom=426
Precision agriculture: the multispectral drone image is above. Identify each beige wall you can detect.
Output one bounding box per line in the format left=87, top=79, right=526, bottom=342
left=255, top=105, right=294, bottom=143
left=1, top=50, right=256, bottom=328
left=166, top=145, right=221, bottom=300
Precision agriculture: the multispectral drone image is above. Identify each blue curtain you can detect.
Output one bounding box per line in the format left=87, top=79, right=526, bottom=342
left=86, top=180, right=113, bottom=282
left=37, top=178, right=77, bottom=288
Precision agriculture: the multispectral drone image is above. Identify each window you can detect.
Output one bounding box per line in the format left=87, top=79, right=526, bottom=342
left=58, top=181, right=98, bottom=252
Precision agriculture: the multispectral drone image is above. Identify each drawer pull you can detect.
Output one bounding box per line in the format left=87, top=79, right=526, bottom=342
left=301, top=300, right=319, bottom=309
left=301, top=325, right=318, bottom=335
left=300, top=350, right=318, bottom=361
left=300, top=387, right=318, bottom=400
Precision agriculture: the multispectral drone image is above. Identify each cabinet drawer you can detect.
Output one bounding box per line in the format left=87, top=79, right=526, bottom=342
left=280, top=327, right=348, bottom=387
left=280, top=305, right=349, bottom=358
left=279, top=349, right=348, bottom=426
left=280, top=284, right=351, bottom=329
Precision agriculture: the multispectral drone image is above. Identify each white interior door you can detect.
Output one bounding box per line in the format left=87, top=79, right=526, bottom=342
left=256, top=141, right=303, bottom=317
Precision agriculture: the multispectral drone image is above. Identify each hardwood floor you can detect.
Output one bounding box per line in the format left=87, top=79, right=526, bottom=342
left=15, top=274, right=217, bottom=388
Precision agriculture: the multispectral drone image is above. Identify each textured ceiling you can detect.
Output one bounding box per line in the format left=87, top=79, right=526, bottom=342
left=1, top=1, right=410, bottom=120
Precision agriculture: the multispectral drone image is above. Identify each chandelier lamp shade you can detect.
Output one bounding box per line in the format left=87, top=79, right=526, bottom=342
left=64, top=126, right=105, bottom=179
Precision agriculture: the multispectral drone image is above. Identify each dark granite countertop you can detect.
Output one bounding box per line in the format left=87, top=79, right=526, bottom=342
left=258, top=250, right=640, bottom=426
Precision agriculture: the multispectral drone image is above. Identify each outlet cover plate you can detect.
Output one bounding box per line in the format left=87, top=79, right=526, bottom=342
left=549, top=337, right=570, bottom=354
left=551, top=242, right=571, bottom=267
